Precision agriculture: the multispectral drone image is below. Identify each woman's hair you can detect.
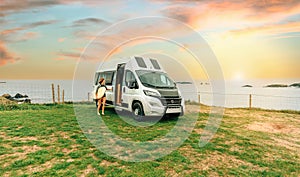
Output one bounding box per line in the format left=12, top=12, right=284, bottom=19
left=99, top=77, right=105, bottom=85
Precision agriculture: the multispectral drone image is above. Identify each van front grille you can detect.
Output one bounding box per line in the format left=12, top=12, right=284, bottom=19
left=160, top=96, right=182, bottom=106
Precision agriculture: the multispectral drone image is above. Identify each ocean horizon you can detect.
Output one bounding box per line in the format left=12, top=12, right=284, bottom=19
left=0, top=79, right=299, bottom=111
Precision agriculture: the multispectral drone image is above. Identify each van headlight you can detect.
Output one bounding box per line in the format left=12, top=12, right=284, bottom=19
left=143, top=90, right=160, bottom=97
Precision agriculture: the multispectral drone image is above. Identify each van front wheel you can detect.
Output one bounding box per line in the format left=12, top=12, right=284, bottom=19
left=132, top=102, right=144, bottom=121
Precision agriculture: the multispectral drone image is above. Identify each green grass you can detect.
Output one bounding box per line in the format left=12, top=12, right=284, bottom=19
left=0, top=103, right=299, bottom=176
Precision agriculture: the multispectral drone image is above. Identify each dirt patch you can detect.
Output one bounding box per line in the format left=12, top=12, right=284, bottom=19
left=178, top=145, right=265, bottom=173
left=61, top=148, right=73, bottom=154
left=1, top=145, right=43, bottom=169
left=246, top=122, right=299, bottom=134
left=26, top=158, right=57, bottom=174
left=272, top=137, right=300, bottom=152
left=59, top=131, right=70, bottom=139
left=185, top=105, right=201, bottom=114
left=100, top=159, right=119, bottom=167
left=80, top=164, right=97, bottom=177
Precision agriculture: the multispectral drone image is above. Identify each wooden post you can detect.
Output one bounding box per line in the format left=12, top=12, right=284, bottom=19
left=88, top=92, right=90, bottom=102
left=198, top=94, right=201, bottom=104
left=249, top=94, right=252, bottom=109
left=62, top=89, right=65, bottom=103
left=51, top=84, right=55, bottom=104
left=57, top=85, right=60, bottom=104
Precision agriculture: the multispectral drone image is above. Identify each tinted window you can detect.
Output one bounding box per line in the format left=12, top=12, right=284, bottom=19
left=135, top=57, right=147, bottom=68
left=150, top=59, right=161, bottom=69
left=104, top=71, right=114, bottom=85
left=125, top=70, right=137, bottom=87
left=136, top=70, right=176, bottom=88
left=97, top=71, right=114, bottom=85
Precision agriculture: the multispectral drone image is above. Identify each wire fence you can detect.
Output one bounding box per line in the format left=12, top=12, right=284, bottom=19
left=0, top=81, right=90, bottom=104
left=197, top=92, right=300, bottom=111
left=1, top=81, right=300, bottom=111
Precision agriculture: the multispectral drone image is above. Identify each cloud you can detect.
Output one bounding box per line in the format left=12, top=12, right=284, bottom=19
left=56, top=49, right=98, bottom=61
left=0, top=0, right=59, bottom=15
left=0, top=0, right=125, bottom=16
left=56, top=50, right=81, bottom=59
left=1, top=28, right=25, bottom=36
left=0, top=42, right=19, bottom=66
left=229, top=21, right=300, bottom=37
left=58, top=38, right=66, bottom=42
left=160, top=0, right=300, bottom=30
left=71, top=17, right=109, bottom=27
left=1, top=20, right=57, bottom=43
left=25, top=20, right=58, bottom=28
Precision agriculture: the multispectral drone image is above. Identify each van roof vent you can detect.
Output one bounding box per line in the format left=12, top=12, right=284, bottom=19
left=150, top=59, right=161, bottom=69
left=135, top=57, right=147, bottom=68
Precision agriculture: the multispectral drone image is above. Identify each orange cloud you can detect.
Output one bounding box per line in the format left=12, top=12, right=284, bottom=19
left=0, top=42, right=18, bottom=66
left=58, top=38, right=66, bottom=42
left=0, top=27, right=24, bottom=35
left=229, top=21, right=300, bottom=37
left=162, top=0, right=300, bottom=31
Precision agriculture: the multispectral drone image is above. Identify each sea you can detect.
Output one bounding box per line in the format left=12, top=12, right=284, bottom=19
left=0, top=79, right=299, bottom=111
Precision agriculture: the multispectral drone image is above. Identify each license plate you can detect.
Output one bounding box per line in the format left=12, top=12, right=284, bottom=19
left=166, top=107, right=181, bottom=113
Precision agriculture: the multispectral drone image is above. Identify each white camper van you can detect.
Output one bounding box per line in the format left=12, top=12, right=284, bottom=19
left=93, top=56, right=184, bottom=120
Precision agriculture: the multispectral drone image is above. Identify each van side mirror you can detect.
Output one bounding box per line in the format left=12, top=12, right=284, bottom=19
left=128, top=81, right=138, bottom=89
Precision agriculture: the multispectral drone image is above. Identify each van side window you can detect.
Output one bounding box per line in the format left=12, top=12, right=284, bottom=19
left=104, top=71, right=114, bottom=86
left=97, top=71, right=114, bottom=86
left=125, top=70, right=137, bottom=88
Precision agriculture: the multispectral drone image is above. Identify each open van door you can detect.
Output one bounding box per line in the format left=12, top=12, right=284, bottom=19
left=115, top=63, right=125, bottom=106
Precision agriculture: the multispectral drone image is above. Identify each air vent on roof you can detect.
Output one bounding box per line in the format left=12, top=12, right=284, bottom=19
left=135, top=57, right=147, bottom=68
left=150, top=59, right=161, bottom=69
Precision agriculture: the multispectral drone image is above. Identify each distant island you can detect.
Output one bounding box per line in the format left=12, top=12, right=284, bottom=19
left=289, top=83, right=300, bottom=88
left=176, top=81, right=192, bottom=84
left=242, top=85, right=253, bottom=88
left=0, top=81, right=6, bottom=84
left=265, top=84, right=288, bottom=88
left=263, top=83, right=300, bottom=88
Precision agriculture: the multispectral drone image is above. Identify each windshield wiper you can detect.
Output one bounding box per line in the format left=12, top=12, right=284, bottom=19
left=142, top=82, right=158, bottom=88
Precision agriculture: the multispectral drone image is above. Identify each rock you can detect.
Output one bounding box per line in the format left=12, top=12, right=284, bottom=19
left=1, top=93, right=31, bottom=104
left=0, top=96, right=16, bottom=104
left=289, top=83, right=300, bottom=88
left=24, top=99, right=31, bottom=103
left=14, top=93, right=28, bottom=99
left=2, top=94, right=13, bottom=100
left=265, top=84, right=288, bottom=88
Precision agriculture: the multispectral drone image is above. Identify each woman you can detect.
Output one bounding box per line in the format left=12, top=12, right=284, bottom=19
left=96, top=78, right=110, bottom=116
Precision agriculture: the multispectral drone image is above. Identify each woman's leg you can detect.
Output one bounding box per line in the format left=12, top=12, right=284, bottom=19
left=97, top=99, right=102, bottom=115
left=101, top=97, right=106, bottom=115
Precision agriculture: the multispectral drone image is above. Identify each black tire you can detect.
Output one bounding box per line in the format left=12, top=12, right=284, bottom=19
left=132, top=102, right=144, bottom=121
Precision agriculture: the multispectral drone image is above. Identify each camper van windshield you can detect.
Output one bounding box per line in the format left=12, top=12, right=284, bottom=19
left=136, top=70, right=176, bottom=88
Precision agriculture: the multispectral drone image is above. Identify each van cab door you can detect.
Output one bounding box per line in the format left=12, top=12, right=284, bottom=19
left=122, top=70, right=138, bottom=109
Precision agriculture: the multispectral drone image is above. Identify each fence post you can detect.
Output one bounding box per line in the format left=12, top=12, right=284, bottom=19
left=88, top=92, right=90, bottom=102
left=62, top=89, right=65, bottom=103
left=51, top=84, right=55, bottom=104
left=57, top=85, right=60, bottom=104
left=249, top=94, right=252, bottom=109
left=198, top=94, right=200, bottom=104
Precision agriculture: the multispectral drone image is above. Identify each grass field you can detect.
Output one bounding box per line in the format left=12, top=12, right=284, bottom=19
left=0, top=103, right=299, bottom=176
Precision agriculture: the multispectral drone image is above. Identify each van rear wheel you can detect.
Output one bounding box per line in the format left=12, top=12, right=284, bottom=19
left=132, top=102, right=144, bottom=121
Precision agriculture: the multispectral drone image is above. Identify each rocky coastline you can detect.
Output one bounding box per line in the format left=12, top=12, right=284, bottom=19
left=0, top=93, right=31, bottom=104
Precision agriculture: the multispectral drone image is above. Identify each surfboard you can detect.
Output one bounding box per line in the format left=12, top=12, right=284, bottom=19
left=96, top=87, right=106, bottom=99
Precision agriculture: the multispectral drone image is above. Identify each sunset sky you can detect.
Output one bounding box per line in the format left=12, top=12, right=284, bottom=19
left=1, top=0, right=300, bottom=80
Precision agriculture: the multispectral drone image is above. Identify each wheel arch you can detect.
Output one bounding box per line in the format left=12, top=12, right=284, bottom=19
left=131, top=100, right=143, bottom=112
